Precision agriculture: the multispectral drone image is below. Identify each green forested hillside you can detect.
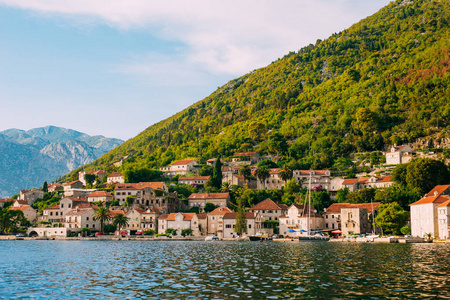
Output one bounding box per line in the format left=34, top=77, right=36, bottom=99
left=70, top=0, right=450, bottom=176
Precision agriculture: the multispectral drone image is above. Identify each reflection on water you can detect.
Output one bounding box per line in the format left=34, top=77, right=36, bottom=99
left=0, top=241, right=449, bottom=299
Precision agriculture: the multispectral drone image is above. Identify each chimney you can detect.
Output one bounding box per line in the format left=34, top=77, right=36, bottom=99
left=434, top=191, right=438, bottom=197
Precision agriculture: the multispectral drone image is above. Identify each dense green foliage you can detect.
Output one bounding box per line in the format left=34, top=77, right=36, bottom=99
left=65, top=0, right=450, bottom=178
left=375, top=202, right=409, bottom=234
left=0, top=208, right=26, bottom=234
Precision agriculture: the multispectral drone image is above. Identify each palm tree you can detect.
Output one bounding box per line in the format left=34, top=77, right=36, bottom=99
left=255, top=166, right=270, bottom=189
left=279, top=165, right=293, bottom=183
left=93, top=206, right=111, bottom=233
left=112, top=213, right=129, bottom=231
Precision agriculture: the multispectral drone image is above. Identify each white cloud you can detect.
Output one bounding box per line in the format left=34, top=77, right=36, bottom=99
left=0, top=0, right=391, bottom=75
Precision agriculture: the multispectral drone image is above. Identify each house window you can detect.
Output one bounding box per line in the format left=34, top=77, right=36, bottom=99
left=248, top=224, right=252, bottom=229
left=86, top=217, right=89, bottom=221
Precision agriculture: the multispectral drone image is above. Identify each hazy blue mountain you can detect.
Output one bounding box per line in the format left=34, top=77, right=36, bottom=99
left=0, top=126, right=123, bottom=197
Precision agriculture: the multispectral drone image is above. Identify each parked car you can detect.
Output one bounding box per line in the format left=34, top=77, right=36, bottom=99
left=135, top=230, right=143, bottom=235
left=94, top=232, right=104, bottom=237
left=16, top=233, right=28, bottom=237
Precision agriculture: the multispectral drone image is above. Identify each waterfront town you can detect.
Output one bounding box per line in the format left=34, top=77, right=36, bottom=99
left=0, top=144, right=449, bottom=242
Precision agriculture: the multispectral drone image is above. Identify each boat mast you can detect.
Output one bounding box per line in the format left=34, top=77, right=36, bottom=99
left=308, top=171, right=311, bottom=235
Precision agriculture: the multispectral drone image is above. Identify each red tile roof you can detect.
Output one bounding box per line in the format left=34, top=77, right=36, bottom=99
left=208, top=207, right=233, bottom=215
left=250, top=198, right=284, bottom=210
left=171, top=159, right=196, bottom=166
left=426, top=185, right=450, bottom=197
left=346, top=203, right=381, bottom=214
left=107, top=172, right=123, bottom=178
left=179, top=176, right=210, bottom=181
left=223, top=212, right=258, bottom=220
left=358, top=177, right=369, bottom=183
left=64, top=180, right=81, bottom=186
left=196, top=213, right=207, bottom=220
left=438, top=199, right=450, bottom=207
left=233, top=152, right=257, bottom=157
left=87, top=191, right=113, bottom=198
left=188, top=193, right=230, bottom=200
left=45, top=204, right=60, bottom=210
left=10, top=205, right=32, bottom=212
left=342, top=178, right=358, bottom=185
left=166, top=213, right=196, bottom=221
left=0, top=199, right=13, bottom=203
left=295, top=170, right=328, bottom=175
left=378, top=176, right=392, bottom=182
left=158, top=214, right=169, bottom=220
left=411, top=195, right=450, bottom=206
left=109, top=210, right=125, bottom=217
left=325, top=203, right=352, bottom=214
left=14, top=200, right=28, bottom=205
left=115, top=182, right=166, bottom=191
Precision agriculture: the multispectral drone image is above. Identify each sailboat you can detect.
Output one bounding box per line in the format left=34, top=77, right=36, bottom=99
left=298, top=172, right=330, bottom=242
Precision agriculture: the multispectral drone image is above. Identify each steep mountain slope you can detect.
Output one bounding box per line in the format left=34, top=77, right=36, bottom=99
left=0, top=126, right=123, bottom=197
left=74, top=0, right=449, bottom=175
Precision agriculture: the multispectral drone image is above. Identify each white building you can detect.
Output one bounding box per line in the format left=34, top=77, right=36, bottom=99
left=385, top=145, right=415, bottom=165
left=107, top=172, right=124, bottom=184
left=159, top=159, right=198, bottom=176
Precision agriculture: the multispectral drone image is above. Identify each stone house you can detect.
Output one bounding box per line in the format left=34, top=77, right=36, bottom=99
left=159, top=159, right=198, bottom=177
left=341, top=178, right=359, bottom=192
left=19, top=189, right=44, bottom=205
left=222, top=212, right=263, bottom=238
left=47, top=183, right=63, bottom=192
left=10, top=205, right=37, bottom=222
left=207, top=207, right=233, bottom=236
left=248, top=198, right=288, bottom=222
left=164, top=213, right=196, bottom=235
left=78, top=170, right=107, bottom=186
left=107, top=172, right=124, bottom=184
left=63, top=180, right=83, bottom=192
left=323, top=202, right=380, bottom=232
left=13, top=200, right=29, bottom=207
left=59, top=197, right=90, bottom=216
left=126, top=207, right=160, bottom=231
left=231, top=152, right=260, bottom=165
left=257, top=168, right=285, bottom=190
left=188, top=193, right=230, bottom=211
left=206, top=158, right=217, bottom=166
left=385, top=144, right=415, bottom=165
left=114, top=182, right=168, bottom=205
left=279, top=204, right=324, bottom=237
left=341, top=207, right=370, bottom=236
left=178, top=176, right=210, bottom=186
left=293, top=170, right=332, bottom=191
left=64, top=207, right=100, bottom=231
left=410, top=185, right=450, bottom=238
left=191, top=214, right=208, bottom=236
left=87, top=191, right=114, bottom=203
left=0, top=199, right=13, bottom=208
left=42, top=204, right=64, bottom=223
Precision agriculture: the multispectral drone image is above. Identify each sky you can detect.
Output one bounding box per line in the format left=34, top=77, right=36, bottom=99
left=0, top=0, right=391, bottom=141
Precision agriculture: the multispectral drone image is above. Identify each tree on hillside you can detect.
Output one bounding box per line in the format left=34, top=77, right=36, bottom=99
left=239, top=165, right=253, bottom=184
left=123, top=167, right=162, bottom=183
left=255, top=167, right=270, bottom=190
left=268, top=133, right=288, bottom=157
left=248, top=121, right=266, bottom=141
left=93, top=206, right=111, bottom=233
left=345, top=188, right=376, bottom=204
left=112, top=213, right=129, bottom=231
left=374, top=185, right=421, bottom=211
left=84, top=174, right=96, bottom=186
left=204, top=202, right=218, bottom=213
left=375, top=202, right=409, bottom=235
left=336, top=187, right=349, bottom=203
left=235, top=197, right=247, bottom=236
left=392, top=163, right=408, bottom=186
left=0, top=208, right=26, bottom=234
left=43, top=181, right=48, bottom=194
left=405, top=158, right=450, bottom=194
left=311, top=190, right=333, bottom=213
left=208, top=157, right=223, bottom=189
left=279, top=165, right=293, bottom=182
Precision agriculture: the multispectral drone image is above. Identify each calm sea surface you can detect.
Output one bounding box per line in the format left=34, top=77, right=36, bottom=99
left=0, top=241, right=449, bottom=299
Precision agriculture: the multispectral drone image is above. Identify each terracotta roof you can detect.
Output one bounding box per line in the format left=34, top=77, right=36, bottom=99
left=115, top=182, right=166, bottom=191
left=158, top=214, right=169, bottom=220
left=48, top=183, right=62, bottom=188
left=438, top=199, right=450, bottom=207
left=0, top=199, right=13, bottom=203
left=64, top=180, right=81, bottom=186
left=223, top=212, right=258, bottom=220
left=295, top=170, right=328, bottom=175
left=45, top=204, right=60, bottom=210
left=10, top=205, right=32, bottom=212
left=346, top=203, right=381, bottom=214
left=107, top=172, right=123, bottom=178
left=208, top=207, right=233, bottom=215
left=14, top=200, right=28, bottom=205
left=109, top=210, right=125, bottom=217
left=250, top=198, right=284, bottom=210
left=411, top=195, right=450, bottom=206
left=171, top=159, right=196, bottom=166
left=65, top=207, right=94, bottom=216
left=166, top=213, right=196, bottom=221
left=20, top=190, right=30, bottom=194
left=426, top=185, right=450, bottom=197
left=133, top=207, right=161, bottom=214
left=325, top=203, right=352, bottom=214
left=233, top=174, right=244, bottom=180
left=87, top=191, right=113, bottom=198
left=378, top=176, right=392, bottom=183
left=233, top=152, right=257, bottom=157
left=358, top=177, right=369, bottom=183
left=207, top=158, right=217, bottom=162
left=342, top=178, right=358, bottom=185
left=179, top=176, right=210, bottom=181
left=66, top=197, right=88, bottom=202
left=196, top=213, right=207, bottom=220
left=278, top=204, right=289, bottom=210
left=188, top=193, right=230, bottom=200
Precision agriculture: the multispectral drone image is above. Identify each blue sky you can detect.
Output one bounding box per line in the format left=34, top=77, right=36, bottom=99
left=0, top=0, right=391, bottom=140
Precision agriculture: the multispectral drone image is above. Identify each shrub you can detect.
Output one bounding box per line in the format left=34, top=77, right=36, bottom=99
left=144, top=229, right=155, bottom=236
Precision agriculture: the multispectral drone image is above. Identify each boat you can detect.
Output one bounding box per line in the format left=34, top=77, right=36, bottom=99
left=298, top=173, right=330, bottom=242
left=249, top=232, right=272, bottom=241
left=205, top=235, right=219, bottom=241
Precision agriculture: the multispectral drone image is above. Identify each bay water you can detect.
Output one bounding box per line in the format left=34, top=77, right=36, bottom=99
left=1, top=241, right=449, bottom=299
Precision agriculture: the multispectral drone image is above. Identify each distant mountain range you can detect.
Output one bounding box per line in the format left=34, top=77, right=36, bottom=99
left=0, top=126, right=123, bottom=197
